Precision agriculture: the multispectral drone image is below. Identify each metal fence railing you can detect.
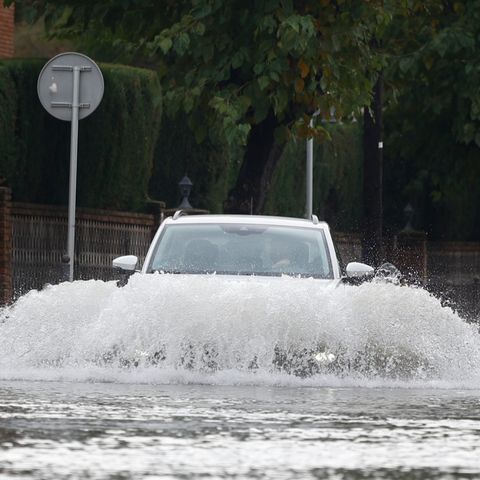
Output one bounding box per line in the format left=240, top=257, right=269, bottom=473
left=11, top=203, right=155, bottom=297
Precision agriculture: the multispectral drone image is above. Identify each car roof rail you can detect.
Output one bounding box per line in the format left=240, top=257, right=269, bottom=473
left=173, top=210, right=188, bottom=220
left=311, top=214, right=319, bottom=224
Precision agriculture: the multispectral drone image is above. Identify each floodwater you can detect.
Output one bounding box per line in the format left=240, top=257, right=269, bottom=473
left=1, top=275, right=480, bottom=479
left=1, top=382, right=480, bottom=479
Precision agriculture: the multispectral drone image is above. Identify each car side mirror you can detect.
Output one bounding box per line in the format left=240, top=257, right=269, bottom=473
left=113, top=255, right=138, bottom=272
left=346, top=262, right=374, bottom=279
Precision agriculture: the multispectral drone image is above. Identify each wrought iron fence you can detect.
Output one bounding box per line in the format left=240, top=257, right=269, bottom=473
left=11, top=203, right=155, bottom=297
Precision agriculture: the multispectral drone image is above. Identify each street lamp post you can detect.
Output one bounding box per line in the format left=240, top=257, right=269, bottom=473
left=178, top=175, right=193, bottom=209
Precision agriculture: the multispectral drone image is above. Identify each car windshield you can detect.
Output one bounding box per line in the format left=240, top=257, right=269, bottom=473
left=148, top=223, right=333, bottom=279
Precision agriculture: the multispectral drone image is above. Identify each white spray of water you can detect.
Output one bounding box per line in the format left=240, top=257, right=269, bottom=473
left=0, top=274, right=479, bottom=387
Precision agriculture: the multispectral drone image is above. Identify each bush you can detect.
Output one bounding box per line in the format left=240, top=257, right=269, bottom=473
left=0, top=58, right=161, bottom=211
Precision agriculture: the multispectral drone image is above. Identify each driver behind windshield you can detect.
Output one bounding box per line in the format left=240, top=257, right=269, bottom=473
left=270, top=238, right=309, bottom=273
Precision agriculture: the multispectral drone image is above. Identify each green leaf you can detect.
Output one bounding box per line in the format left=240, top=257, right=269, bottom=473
left=399, top=57, right=413, bottom=74
left=174, top=33, right=190, bottom=55
left=192, top=3, right=212, bottom=19
left=258, top=75, right=270, bottom=90
left=232, top=51, right=244, bottom=69
left=269, top=71, right=280, bottom=82
left=193, top=22, right=206, bottom=35
left=158, top=37, right=172, bottom=54
left=253, top=63, right=264, bottom=75
left=284, top=16, right=300, bottom=33
left=184, top=95, right=194, bottom=113
left=273, top=89, right=288, bottom=114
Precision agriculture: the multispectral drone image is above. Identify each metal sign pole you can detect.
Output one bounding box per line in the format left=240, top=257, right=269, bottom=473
left=67, top=66, right=80, bottom=282
left=306, top=133, right=313, bottom=219
left=305, top=110, right=320, bottom=219
left=38, top=52, right=104, bottom=283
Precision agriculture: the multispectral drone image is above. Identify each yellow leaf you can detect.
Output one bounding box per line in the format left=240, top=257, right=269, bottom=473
left=296, top=122, right=310, bottom=138
left=298, top=59, right=310, bottom=79
left=295, top=78, right=305, bottom=94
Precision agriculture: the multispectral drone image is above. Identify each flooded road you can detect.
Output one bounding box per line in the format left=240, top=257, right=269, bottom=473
left=1, top=277, right=480, bottom=478
left=1, top=381, right=480, bottom=479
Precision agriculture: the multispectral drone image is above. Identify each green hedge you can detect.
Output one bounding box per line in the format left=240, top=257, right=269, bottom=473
left=149, top=113, right=242, bottom=213
left=0, top=58, right=161, bottom=211
left=265, top=122, right=363, bottom=232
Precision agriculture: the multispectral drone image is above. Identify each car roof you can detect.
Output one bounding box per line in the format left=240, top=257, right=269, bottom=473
left=165, top=214, right=329, bottom=229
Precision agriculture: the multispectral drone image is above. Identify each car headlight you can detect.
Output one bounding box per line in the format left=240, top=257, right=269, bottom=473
left=314, top=351, right=336, bottom=365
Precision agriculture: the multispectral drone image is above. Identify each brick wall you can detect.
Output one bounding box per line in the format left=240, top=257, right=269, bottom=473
left=0, top=188, right=13, bottom=304
left=0, top=4, right=15, bottom=58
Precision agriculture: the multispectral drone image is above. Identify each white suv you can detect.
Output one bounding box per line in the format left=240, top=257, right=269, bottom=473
left=111, top=214, right=395, bottom=376
left=113, top=213, right=374, bottom=285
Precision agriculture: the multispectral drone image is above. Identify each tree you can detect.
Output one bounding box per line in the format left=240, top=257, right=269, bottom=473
left=383, top=0, right=480, bottom=239
left=361, top=1, right=444, bottom=260
left=9, top=0, right=398, bottom=213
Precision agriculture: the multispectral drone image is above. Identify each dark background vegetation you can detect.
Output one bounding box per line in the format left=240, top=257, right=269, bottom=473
left=0, top=57, right=364, bottom=228
left=2, top=1, right=480, bottom=240
left=0, top=58, right=161, bottom=211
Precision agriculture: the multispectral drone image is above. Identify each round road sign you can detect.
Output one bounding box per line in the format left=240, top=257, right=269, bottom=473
left=37, top=52, right=104, bottom=122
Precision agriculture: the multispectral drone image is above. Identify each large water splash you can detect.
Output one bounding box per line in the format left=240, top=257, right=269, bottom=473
left=0, top=274, right=479, bottom=386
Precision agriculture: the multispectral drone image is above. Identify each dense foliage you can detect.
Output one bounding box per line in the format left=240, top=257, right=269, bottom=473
left=383, top=0, right=480, bottom=239
left=0, top=58, right=161, bottom=210
left=11, top=0, right=392, bottom=129
left=7, top=0, right=398, bottom=212
left=5, top=0, right=480, bottom=239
